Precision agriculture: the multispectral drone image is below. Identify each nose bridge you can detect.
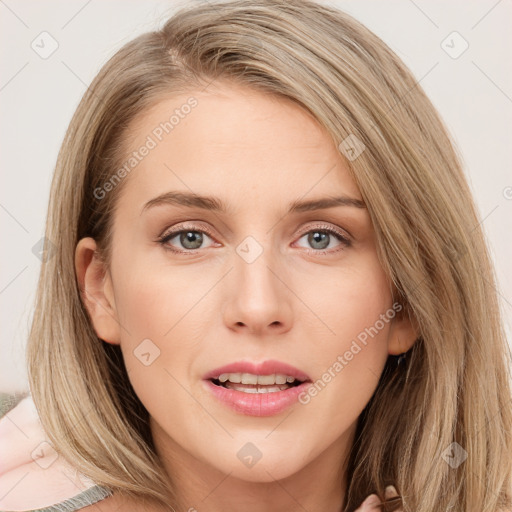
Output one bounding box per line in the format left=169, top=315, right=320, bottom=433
left=234, top=232, right=280, bottom=299
left=224, top=230, right=292, bottom=333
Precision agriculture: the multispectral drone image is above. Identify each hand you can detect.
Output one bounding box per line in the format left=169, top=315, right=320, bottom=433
left=354, top=485, right=402, bottom=511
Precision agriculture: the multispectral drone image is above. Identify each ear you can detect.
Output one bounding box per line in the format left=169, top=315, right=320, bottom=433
left=387, top=304, right=418, bottom=355
left=75, top=237, right=121, bottom=345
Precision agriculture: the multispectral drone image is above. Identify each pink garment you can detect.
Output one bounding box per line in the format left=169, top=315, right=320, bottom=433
left=0, top=395, right=108, bottom=511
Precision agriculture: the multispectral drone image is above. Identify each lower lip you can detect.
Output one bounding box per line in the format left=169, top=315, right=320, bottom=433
left=203, top=379, right=312, bottom=417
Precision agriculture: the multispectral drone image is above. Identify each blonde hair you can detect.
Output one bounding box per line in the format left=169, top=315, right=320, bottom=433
left=26, top=0, right=512, bottom=510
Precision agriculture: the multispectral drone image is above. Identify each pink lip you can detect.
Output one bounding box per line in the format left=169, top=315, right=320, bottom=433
left=203, top=379, right=312, bottom=417
left=202, top=359, right=311, bottom=382
left=202, top=359, right=312, bottom=417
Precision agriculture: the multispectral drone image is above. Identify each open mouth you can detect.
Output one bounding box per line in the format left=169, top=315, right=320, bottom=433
left=209, top=377, right=305, bottom=394
left=204, top=370, right=313, bottom=415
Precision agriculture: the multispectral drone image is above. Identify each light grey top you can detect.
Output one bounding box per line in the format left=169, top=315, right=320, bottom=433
left=0, top=485, right=113, bottom=512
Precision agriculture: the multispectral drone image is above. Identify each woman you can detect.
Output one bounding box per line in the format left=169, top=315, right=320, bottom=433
left=2, top=0, right=510, bottom=511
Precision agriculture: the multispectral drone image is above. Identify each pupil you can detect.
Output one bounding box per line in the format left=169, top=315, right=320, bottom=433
left=181, top=231, right=203, bottom=249
left=309, top=231, right=329, bottom=250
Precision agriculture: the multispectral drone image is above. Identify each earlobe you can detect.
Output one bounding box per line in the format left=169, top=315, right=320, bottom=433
left=387, top=306, right=418, bottom=355
left=75, top=237, right=121, bottom=345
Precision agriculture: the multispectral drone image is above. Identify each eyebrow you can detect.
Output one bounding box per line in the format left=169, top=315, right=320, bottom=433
left=141, top=191, right=366, bottom=215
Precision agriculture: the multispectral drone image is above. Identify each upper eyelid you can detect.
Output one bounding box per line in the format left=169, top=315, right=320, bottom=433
left=159, top=222, right=216, bottom=240
left=295, top=223, right=350, bottom=239
left=159, top=222, right=351, bottom=240
left=158, top=223, right=351, bottom=248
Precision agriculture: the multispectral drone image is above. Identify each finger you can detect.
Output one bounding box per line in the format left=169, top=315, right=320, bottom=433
left=384, top=485, right=403, bottom=511
left=384, top=485, right=399, bottom=500
left=353, top=493, right=381, bottom=511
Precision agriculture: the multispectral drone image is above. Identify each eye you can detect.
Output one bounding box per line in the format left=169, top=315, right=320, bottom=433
left=157, top=223, right=351, bottom=255
left=294, top=225, right=351, bottom=255
left=157, top=225, right=216, bottom=253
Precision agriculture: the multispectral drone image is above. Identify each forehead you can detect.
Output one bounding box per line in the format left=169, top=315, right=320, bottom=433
left=114, top=81, right=362, bottom=213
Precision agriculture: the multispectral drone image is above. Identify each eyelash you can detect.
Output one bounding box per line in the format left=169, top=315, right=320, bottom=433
left=156, top=223, right=351, bottom=256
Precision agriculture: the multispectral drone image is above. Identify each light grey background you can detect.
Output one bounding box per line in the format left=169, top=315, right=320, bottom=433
left=1, top=0, right=511, bottom=393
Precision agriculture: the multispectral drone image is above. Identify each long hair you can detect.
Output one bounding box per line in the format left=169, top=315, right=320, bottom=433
left=26, top=1, right=512, bottom=510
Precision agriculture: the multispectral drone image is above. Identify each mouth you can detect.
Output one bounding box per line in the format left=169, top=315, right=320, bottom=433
left=208, top=375, right=306, bottom=393
left=203, top=375, right=312, bottom=416
left=202, top=359, right=311, bottom=393
left=202, top=360, right=312, bottom=416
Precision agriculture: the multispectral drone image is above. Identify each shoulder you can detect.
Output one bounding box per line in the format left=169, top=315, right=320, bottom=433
left=79, top=493, right=166, bottom=512
left=80, top=497, right=117, bottom=512
left=79, top=493, right=131, bottom=511
left=0, top=393, right=113, bottom=512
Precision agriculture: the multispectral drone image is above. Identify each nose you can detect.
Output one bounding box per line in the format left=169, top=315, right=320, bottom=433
left=222, top=243, right=293, bottom=336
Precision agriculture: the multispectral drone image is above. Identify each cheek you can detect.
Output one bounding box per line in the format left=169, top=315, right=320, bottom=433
left=112, top=268, right=203, bottom=429
left=302, top=251, right=392, bottom=352
left=109, top=256, right=202, bottom=390
left=113, top=254, right=200, bottom=341
left=295, top=256, right=393, bottom=420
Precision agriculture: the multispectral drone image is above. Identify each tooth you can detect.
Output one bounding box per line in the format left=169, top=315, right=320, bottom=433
left=257, top=385, right=283, bottom=393
left=257, top=374, right=276, bottom=385
left=241, top=373, right=258, bottom=385
left=239, top=387, right=259, bottom=393
left=216, top=372, right=300, bottom=385
left=275, top=374, right=287, bottom=385
left=224, top=382, right=291, bottom=393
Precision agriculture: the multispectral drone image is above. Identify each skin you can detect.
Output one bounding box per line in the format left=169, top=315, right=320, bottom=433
left=76, top=81, right=414, bottom=512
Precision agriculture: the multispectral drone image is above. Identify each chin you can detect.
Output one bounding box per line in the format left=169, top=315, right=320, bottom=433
left=216, top=451, right=307, bottom=483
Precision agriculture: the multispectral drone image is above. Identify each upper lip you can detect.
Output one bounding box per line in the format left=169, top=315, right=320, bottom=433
left=203, top=359, right=311, bottom=382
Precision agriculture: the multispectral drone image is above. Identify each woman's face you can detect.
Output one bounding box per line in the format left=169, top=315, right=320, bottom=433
left=77, top=81, right=415, bottom=485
